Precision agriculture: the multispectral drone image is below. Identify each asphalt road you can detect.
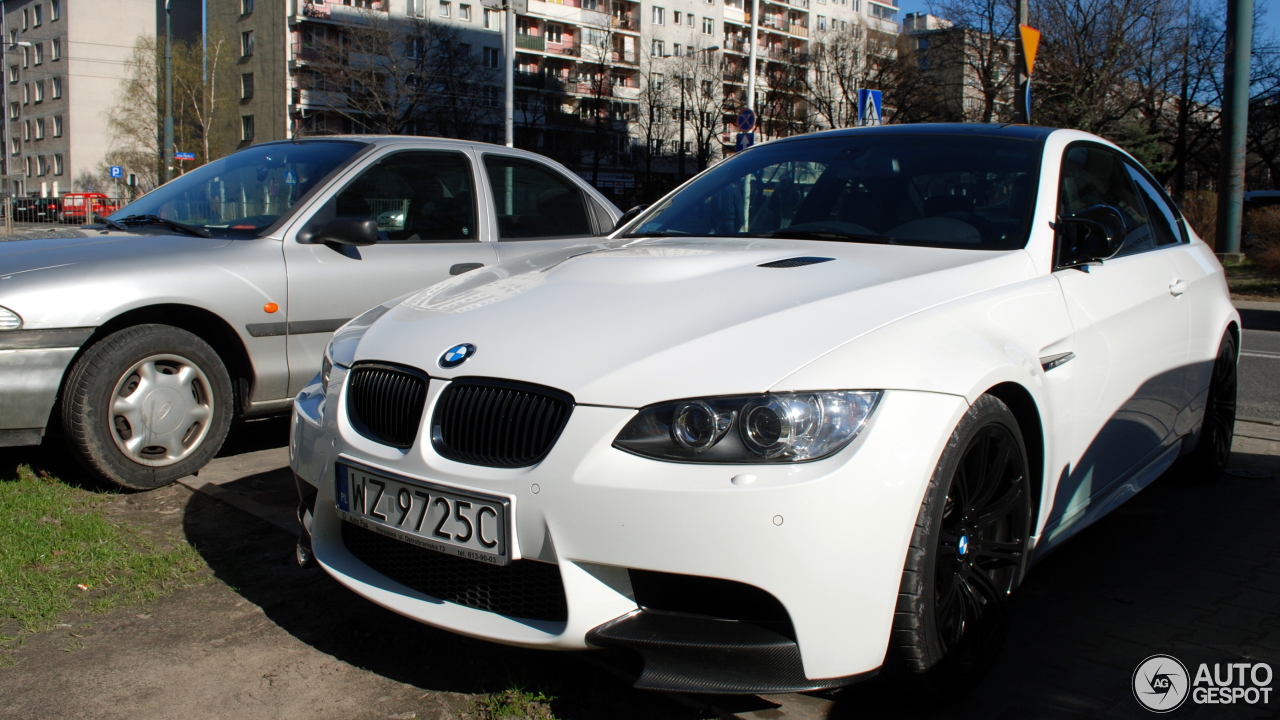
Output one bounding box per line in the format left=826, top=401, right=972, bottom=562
left=1238, top=303, right=1280, bottom=422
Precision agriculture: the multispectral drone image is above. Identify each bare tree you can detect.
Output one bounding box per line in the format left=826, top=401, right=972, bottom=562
left=302, top=9, right=495, bottom=136
left=930, top=0, right=1018, bottom=122
left=634, top=49, right=677, bottom=200
left=804, top=28, right=867, bottom=129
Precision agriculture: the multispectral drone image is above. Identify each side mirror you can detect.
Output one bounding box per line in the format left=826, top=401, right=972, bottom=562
left=1056, top=205, right=1126, bottom=268
left=305, top=217, right=379, bottom=246
left=612, top=204, right=650, bottom=233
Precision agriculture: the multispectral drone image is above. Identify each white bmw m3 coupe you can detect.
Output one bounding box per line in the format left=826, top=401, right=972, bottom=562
left=289, top=124, right=1239, bottom=694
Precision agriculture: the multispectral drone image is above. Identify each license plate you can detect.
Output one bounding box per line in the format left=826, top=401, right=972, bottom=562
left=335, top=462, right=510, bottom=566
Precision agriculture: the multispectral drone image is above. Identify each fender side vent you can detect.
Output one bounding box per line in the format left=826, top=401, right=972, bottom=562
left=758, top=256, right=834, bottom=268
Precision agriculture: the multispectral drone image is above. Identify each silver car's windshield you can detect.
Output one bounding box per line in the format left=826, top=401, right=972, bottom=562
left=626, top=134, right=1042, bottom=250
left=111, top=140, right=366, bottom=237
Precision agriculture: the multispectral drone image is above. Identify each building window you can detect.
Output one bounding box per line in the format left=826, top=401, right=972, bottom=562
left=9, top=137, right=17, bottom=156
left=38, top=155, right=46, bottom=175
left=51, top=76, right=60, bottom=98
left=34, top=43, right=43, bottom=65
left=34, top=80, right=43, bottom=102
left=241, top=31, right=254, bottom=57
left=674, top=11, right=681, bottom=24
left=54, top=153, right=63, bottom=175
left=460, top=4, right=471, bottom=21
left=703, top=17, right=713, bottom=34
left=7, top=102, right=16, bottom=120
left=22, top=9, right=28, bottom=30
left=439, top=1, right=450, bottom=17
left=546, top=23, right=562, bottom=43
left=24, top=120, right=30, bottom=140
left=35, top=117, right=44, bottom=139
left=8, top=66, right=16, bottom=84
left=482, top=46, right=500, bottom=68
left=51, top=38, right=60, bottom=60
left=673, top=43, right=681, bottom=56
left=686, top=12, right=693, bottom=26
left=241, top=115, right=255, bottom=141
left=22, top=84, right=29, bottom=104
left=484, top=8, right=497, bottom=29
left=651, top=39, right=664, bottom=56
left=242, top=0, right=254, bottom=13
left=24, top=157, right=30, bottom=177
left=52, top=115, right=62, bottom=137
left=652, top=6, right=664, bottom=25
left=23, top=47, right=30, bottom=69
left=34, top=4, right=43, bottom=26
left=52, top=0, right=61, bottom=21
left=241, top=73, right=254, bottom=99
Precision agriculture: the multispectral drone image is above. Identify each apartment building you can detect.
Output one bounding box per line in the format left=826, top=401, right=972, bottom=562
left=0, top=0, right=155, bottom=197
left=209, top=0, right=899, bottom=201
left=903, top=11, right=1015, bottom=123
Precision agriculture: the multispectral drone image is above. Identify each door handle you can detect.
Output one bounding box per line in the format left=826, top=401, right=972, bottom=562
left=450, top=263, right=485, bottom=276
left=1169, top=279, right=1189, bottom=297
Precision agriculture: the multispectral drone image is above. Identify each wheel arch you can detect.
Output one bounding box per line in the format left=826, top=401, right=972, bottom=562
left=52, top=304, right=255, bottom=429
left=980, top=381, right=1045, bottom=526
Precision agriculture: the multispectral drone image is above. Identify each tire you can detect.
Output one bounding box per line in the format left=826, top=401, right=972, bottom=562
left=1175, top=331, right=1238, bottom=484
left=61, top=324, right=234, bottom=490
left=892, top=394, right=1033, bottom=695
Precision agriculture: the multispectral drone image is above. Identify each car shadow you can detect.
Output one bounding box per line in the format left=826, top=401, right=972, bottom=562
left=1239, top=306, right=1280, bottom=332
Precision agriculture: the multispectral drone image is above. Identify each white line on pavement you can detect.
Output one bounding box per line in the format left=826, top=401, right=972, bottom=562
left=1241, top=351, right=1280, bottom=359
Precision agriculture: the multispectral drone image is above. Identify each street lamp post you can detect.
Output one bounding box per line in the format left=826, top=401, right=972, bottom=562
left=163, top=0, right=174, bottom=183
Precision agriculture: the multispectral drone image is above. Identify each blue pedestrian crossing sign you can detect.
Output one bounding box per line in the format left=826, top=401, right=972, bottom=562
left=284, top=170, right=297, bottom=184
left=857, top=89, right=883, bottom=126
left=109, top=166, right=124, bottom=179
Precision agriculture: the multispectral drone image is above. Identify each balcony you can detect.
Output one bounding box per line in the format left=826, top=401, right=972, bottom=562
left=293, top=87, right=348, bottom=110
left=291, top=41, right=324, bottom=64
left=516, top=34, right=546, bottom=51
left=552, top=42, right=583, bottom=57
left=764, top=0, right=810, bottom=9
left=610, top=50, right=638, bottom=65
left=611, top=15, right=639, bottom=32
left=514, top=70, right=566, bottom=92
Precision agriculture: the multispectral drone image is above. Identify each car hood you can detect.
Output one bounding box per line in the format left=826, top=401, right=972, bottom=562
left=0, top=228, right=233, bottom=277
left=355, top=236, right=1037, bottom=407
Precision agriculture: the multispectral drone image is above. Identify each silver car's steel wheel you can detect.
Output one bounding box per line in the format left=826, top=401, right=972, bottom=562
left=108, top=353, right=215, bottom=467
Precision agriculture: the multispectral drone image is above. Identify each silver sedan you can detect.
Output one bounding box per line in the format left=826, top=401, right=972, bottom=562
left=0, top=137, right=620, bottom=489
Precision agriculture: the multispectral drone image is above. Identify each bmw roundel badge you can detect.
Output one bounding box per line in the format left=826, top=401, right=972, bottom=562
left=439, top=343, right=476, bottom=369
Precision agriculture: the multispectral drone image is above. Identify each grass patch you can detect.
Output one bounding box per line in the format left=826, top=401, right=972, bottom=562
left=1225, top=257, right=1280, bottom=300
left=0, top=464, right=205, bottom=641
left=476, top=687, right=558, bottom=720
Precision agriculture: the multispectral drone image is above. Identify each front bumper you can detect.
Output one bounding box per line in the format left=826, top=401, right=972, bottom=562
left=0, top=329, right=92, bottom=444
left=291, top=368, right=968, bottom=685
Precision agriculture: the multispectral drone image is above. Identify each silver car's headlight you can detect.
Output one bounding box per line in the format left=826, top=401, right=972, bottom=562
left=0, top=306, right=22, bottom=331
left=614, top=390, right=881, bottom=463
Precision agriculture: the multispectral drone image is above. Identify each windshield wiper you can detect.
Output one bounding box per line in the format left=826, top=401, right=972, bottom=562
left=765, top=229, right=893, bottom=244
left=92, top=212, right=129, bottom=232
left=117, top=214, right=211, bottom=238
left=620, top=229, right=693, bottom=238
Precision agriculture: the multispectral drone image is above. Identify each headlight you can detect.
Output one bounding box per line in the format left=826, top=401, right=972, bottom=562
left=0, top=306, right=22, bottom=331
left=614, top=390, right=881, bottom=463
left=321, top=300, right=399, bottom=391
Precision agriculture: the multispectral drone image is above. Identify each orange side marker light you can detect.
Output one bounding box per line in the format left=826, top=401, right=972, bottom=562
left=264, top=303, right=279, bottom=314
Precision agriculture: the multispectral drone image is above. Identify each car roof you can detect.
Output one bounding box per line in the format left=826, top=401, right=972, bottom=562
left=769, top=123, right=1058, bottom=145
left=252, top=135, right=534, bottom=154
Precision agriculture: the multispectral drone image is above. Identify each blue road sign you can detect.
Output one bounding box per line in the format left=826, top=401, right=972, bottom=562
left=174, top=151, right=196, bottom=161
left=108, top=166, right=124, bottom=179
left=735, top=133, right=755, bottom=152
left=737, top=108, right=756, bottom=133
left=857, top=89, right=883, bottom=126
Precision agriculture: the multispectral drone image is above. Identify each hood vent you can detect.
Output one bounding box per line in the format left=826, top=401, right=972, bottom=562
left=758, top=256, right=834, bottom=269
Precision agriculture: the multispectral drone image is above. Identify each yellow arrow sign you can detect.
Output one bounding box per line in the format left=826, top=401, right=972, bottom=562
left=1020, top=24, right=1041, bottom=75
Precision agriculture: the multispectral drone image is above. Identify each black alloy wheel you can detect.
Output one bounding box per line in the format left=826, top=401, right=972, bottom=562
left=1177, top=331, right=1238, bottom=483
left=893, top=394, right=1032, bottom=694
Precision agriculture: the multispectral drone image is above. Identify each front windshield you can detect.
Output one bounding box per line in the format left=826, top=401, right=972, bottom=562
left=111, top=141, right=366, bottom=236
left=628, top=134, right=1042, bottom=250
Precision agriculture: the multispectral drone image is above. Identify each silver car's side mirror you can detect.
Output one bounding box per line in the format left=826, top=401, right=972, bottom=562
left=612, top=204, right=650, bottom=233
left=302, top=217, right=379, bottom=247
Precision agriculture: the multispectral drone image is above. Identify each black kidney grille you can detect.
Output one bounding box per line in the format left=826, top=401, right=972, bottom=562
left=346, top=364, right=429, bottom=449
left=432, top=380, right=573, bottom=468
left=341, top=521, right=568, bottom=622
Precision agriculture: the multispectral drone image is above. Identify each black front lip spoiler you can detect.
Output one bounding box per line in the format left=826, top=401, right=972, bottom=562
left=586, top=610, right=876, bottom=694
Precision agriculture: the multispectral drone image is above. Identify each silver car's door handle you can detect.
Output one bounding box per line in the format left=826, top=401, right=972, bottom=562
left=1169, top=279, right=1189, bottom=297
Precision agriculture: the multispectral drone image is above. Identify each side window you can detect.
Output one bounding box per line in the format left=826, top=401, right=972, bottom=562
left=1125, top=164, right=1182, bottom=247
left=483, top=154, right=595, bottom=239
left=1058, top=145, right=1156, bottom=258
left=324, top=151, right=477, bottom=243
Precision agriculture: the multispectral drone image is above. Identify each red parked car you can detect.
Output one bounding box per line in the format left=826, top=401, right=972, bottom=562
left=61, top=192, right=122, bottom=224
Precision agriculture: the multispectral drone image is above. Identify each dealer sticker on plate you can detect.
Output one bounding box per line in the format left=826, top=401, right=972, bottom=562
left=335, top=461, right=510, bottom=565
